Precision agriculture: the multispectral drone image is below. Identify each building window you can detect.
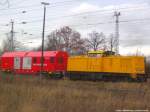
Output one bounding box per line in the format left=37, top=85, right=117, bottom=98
left=50, top=57, right=55, bottom=63
left=33, top=57, right=37, bottom=63
left=58, top=57, right=63, bottom=64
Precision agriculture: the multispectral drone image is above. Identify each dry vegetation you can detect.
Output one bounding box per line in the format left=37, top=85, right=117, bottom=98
left=0, top=74, right=150, bottom=112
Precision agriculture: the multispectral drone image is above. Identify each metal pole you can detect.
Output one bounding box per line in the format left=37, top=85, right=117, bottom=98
left=110, top=37, right=113, bottom=52
left=114, top=11, right=121, bottom=55
left=40, top=2, right=49, bottom=78
left=10, top=19, right=14, bottom=51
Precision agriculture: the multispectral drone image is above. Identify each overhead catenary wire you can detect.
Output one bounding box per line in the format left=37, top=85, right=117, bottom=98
left=1, top=6, right=150, bottom=25
left=0, top=2, right=149, bottom=27
left=0, top=1, right=149, bottom=28
left=0, top=1, right=150, bottom=46
left=0, top=1, right=149, bottom=20
left=2, top=16, right=150, bottom=34
left=9, top=17, right=150, bottom=40
left=10, top=0, right=27, bottom=6
left=1, top=6, right=150, bottom=26
left=2, top=19, right=147, bottom=38
left=0, top=0, right=146, bottom=11
left=14, top=17, right=150, bottom=30
left=0, top=0, right=149, bottom=29
left=0, top=4, right=150, bottom=18
left=0, top=0, right=82, bottom=11
left=0, top=0, right=9, bottom=6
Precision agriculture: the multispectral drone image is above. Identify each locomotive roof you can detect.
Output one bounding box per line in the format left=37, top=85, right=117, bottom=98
left=1, top=51, right=27, bottom=57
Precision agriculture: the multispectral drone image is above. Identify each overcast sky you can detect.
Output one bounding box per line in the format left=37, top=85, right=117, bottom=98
left=0, top=0, right=150, bottom=55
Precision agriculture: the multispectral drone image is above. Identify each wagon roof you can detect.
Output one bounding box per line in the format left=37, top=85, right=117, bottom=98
left=25, top=51, right=66, bottom=57
left=1, top=51, right=67, bottom=57
left=1, top=51, right=27, bottom=57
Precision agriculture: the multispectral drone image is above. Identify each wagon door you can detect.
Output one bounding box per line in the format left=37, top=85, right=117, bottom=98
left=14, top=57, right=21, bottom=69
left=23, top=57, right=32, bottom=69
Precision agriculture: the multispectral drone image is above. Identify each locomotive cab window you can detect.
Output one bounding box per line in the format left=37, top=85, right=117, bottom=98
left=33, top=57, right=37, bottom=63
left=58, top=57, right=63, bottom=64
left=50, top=57, right=55, bottom=63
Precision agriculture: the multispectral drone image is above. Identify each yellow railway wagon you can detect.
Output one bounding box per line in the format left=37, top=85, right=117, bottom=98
left=67, top=56, right=146, bottom=81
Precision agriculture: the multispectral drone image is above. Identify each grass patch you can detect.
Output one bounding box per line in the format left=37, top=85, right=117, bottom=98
left=0, top=73, right=149, bottom=112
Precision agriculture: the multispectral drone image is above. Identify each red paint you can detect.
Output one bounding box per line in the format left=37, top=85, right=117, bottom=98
left=1, top=52, right=27, bottom=72
left=1, top=51, right=68, bottom=75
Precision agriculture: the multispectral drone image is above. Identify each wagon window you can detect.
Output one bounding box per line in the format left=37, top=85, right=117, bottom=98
left=33, top=57, right=37, bottom=63
left=58, top=57, right=63, bottom=64
left=50, top=57, right=55, bottom=63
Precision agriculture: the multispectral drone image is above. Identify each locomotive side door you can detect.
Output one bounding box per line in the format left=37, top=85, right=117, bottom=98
left=14, top=57, right=21, bottom=69
left=23, top=57, right=32, bottom=69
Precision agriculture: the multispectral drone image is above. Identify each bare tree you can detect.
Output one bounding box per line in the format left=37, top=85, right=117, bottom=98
left=59, top=26, right=82, bottom=53
left=1, top=36, right=26, bottom=52
left=13, top=40, right=26, bottom=51
left=86, top=31, right=105, bottom=51
left=46, top=30, right=63, bottom=51
left=70, top=35, right=86, bottom=55
left=2, top=37, right=11, bottom=52
left=59, top=26, right=72, bottom=51
left=45, top=26, right=87, bottom=55
left=107, top=34, right=116, bottom=52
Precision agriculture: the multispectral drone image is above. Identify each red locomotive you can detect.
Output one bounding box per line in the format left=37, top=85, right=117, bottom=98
left=1, top=51, right=68, bottom=77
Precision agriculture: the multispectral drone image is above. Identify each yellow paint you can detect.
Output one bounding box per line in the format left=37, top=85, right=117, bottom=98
left=67, top=56, right=145, bottom=78
left=88, top=50, right=104, bottom=54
